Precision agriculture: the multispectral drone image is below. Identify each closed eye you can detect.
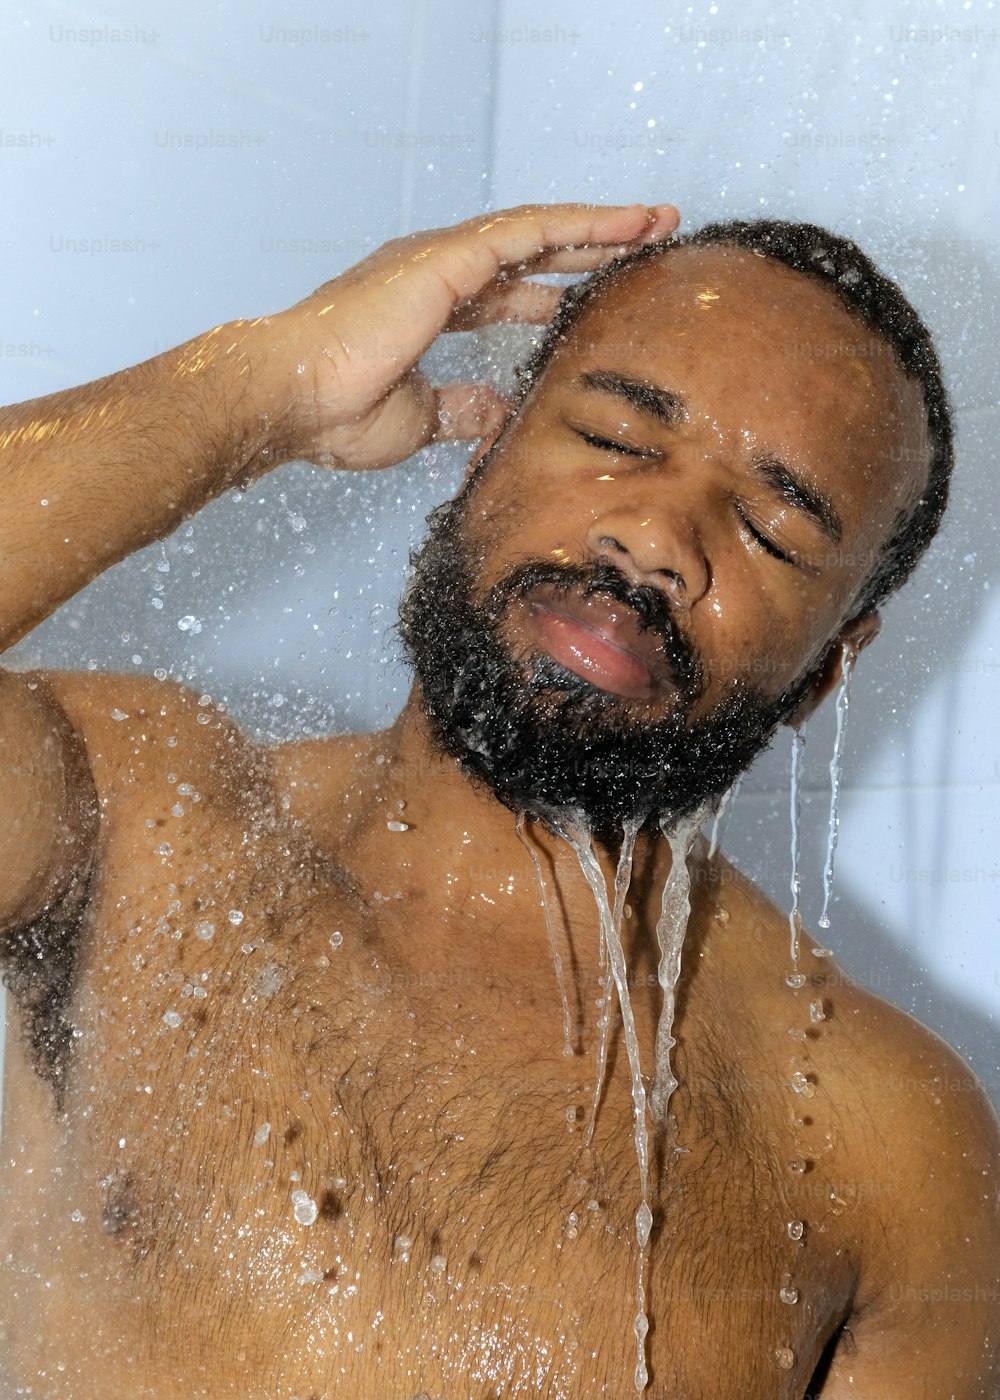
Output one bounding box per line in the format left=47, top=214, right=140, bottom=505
left=578, top=425, right=803, bottom=570
left=575, top=429, right=655, bottom=459
left=735, top=506, right=799, bottom=568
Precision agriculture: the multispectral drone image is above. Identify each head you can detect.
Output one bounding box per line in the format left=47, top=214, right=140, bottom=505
left=399, top=219, right=951, bottom=842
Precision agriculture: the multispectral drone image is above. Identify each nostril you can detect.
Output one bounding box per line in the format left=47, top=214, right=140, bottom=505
left=659, top=568, right=687, bottom=604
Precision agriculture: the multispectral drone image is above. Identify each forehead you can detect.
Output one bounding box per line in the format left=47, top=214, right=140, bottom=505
left=544, top=244, right=931, bottom=550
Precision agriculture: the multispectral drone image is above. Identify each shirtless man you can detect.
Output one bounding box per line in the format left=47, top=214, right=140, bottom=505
left=0, top=202, right=997, bottom=1398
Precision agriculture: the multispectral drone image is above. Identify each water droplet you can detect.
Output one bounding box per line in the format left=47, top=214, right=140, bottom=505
left=195, top=921, right=215, bottom=941
left=429, top=1254, right=447, bottom=1274
left=177, top=614, right=203, bottom=634
left=786, top=1219, right=805, bottom=1241
left=253, top=1122, right=271, bottom=1147
left=329, top=931, right=344, bottom=949
left=161, top=1010, right=182, bottom=1029
left=787, top=1158, right=808, bottom=1174
left=791, top=1071, right=816, bottom=1098
left=110, top=708, right=128, bottom=722
left=780, top=1285, right=800, bottom=1305
left=635, top=1201, right=653, bottom=1247
left=254, top=961, right=286, bottom=998
left=291, top=1190, right=317, bottom=1225
left=811, top=946, right=833, bottom=958
left=774, top=1345, right=795, bottom=1369
left=785, top=972, right=807, bottom=989
left=809, top=999, right=826, bottom=1023
left=386, top=820, right=410, bottom=832
left=565, top=1211, right=579, bottom=1240
left=155, top=842, right=173, bottom=857
left=393, top=1233, right=413, bottom=1262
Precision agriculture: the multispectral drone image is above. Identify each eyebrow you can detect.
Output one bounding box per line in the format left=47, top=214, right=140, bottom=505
left=576, top=367, right=843, bottom=548
left=752, top=452, right=843, bottom=547
left=576, top=369, right=688, bottom=427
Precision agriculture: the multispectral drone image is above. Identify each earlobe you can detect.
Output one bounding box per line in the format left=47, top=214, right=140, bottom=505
left=783, top=610, right=881, bottom=728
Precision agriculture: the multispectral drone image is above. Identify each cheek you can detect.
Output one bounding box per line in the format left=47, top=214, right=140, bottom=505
left=692, top=580, right=837, bottom=701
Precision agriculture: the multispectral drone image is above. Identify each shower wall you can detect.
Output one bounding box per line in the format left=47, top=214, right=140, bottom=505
left=1, top=0, right=998, bottom=1112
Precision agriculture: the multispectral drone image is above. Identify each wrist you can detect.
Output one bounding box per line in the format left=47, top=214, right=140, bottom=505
left=169, top=316, right=302, bottom=488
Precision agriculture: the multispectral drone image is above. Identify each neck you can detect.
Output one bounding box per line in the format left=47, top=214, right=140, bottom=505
left=333, top=691, right=701, bottom=983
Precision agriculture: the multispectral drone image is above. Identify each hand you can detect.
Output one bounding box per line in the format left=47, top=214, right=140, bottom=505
left=258, top=202, right=679, bottom=472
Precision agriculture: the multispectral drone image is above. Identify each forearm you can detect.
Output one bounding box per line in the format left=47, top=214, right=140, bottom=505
left=0, top=318, right=291, bottom=651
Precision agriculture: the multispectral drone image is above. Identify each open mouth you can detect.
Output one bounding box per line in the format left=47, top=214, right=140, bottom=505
left=518, top=587, right=678, bottom=701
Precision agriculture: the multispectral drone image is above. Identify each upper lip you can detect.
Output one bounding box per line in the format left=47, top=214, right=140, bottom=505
left=521, top=583, right=685, bottom=693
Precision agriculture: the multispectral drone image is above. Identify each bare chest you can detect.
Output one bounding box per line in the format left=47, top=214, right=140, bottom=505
left=2, top=844, right=857, bottom=1398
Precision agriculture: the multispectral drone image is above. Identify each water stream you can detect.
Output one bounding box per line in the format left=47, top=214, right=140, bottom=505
left=650, top=810, right=706, bottom=1123
left=818, top=648, right=856, bottom=931
left=787, top=727, right=806, bottom=975
left=515, top=812, right=574, bottom=1057
left=520, top=806, right=708, bottom=1392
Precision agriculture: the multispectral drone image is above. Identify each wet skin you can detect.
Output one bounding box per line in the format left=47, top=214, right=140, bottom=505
left=1, top=241, right=998, bottom=1398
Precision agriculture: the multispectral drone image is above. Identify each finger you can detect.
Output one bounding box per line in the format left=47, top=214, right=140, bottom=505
left=449, top=281, right=562, bottom=330
left=361, top=203, right=674, bottom=316
left=515, top=243, right=663, bottom=275
left=434, top=382, right=511, bottom=441
left=461, top=201, right=679, bottom=273
left=300, top=203, right=681, bottom=420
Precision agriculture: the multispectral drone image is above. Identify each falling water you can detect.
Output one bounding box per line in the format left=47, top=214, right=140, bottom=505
left=584, top=815, right=640, bottom=1145
left=787, top=727, right=806, bottom=972
left=817, top=648, right=856, bottom=930
left=557, top=817, right=651, bottom=1392
left=650, top=809, right=706, bottom=1123
left=707, top=776, right=741, bottom=860
left=515, top=812, right=573, bottom=1057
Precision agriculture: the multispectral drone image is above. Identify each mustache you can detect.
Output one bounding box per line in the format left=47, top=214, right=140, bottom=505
left=484, top=557, right=705, bottom=699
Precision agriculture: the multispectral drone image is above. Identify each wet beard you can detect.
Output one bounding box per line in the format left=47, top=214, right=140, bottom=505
left=398, top=496, right=817, bottom=842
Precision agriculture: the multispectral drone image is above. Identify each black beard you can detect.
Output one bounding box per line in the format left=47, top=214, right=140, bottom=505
left=398, top=492, right=817, bottom=843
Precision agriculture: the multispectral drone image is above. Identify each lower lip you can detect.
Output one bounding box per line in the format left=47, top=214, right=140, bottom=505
left=528, top=605, right=657, bottom=700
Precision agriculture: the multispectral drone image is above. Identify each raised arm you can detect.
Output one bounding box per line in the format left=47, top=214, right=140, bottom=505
left=0, top=201, right=677, bottom=651
left=0, top=200, right=679, bottom=934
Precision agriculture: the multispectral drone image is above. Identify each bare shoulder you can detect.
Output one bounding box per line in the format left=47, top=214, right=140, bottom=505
left=38, top=668, right=274, bottom=817
left=815, top=969, right=1000, bottom=1393
left=824, top=971, right=999, bottom=1195
left=704, top=852, right=999, bottom=1389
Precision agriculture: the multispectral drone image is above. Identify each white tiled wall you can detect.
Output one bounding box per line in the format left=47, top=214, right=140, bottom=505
left=2, top=0, right=998, bottom=1114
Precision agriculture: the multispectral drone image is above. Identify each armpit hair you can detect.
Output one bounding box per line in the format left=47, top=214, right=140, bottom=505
left=1, top=861, right=94, bottom=1108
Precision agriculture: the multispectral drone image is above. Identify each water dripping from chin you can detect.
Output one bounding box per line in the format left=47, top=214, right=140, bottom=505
left=519, top=799, right=711, bottom=1394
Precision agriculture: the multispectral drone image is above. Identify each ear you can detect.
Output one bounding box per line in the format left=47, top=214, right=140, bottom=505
left=783, top=611, right=881, bottom=728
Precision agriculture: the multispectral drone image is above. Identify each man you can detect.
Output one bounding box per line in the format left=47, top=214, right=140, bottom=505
left=0, top=202, right=996, bottom=1397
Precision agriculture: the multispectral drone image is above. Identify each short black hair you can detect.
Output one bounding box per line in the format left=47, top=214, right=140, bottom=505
left=509, top=219, right=952, bottom=620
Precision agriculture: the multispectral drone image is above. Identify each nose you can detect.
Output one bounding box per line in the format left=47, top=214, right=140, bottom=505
left=584, top=502, right=710, bottom=609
